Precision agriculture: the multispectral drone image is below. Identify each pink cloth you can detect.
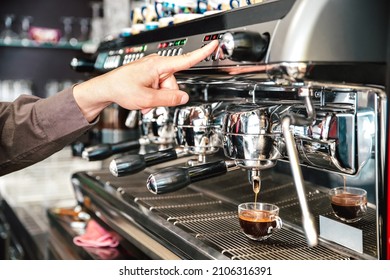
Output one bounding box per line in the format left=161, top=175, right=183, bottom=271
left=73, top=220, right=119, bottom=248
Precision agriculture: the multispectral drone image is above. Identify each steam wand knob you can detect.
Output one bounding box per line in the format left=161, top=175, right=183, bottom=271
left=219, top=31, right=269, bottom=62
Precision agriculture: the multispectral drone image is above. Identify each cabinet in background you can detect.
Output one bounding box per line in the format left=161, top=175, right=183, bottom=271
left=0, top=0, right=101, bottom=98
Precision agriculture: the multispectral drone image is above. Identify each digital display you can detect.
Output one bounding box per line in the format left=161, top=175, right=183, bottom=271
left=158, top=39, right=187, bottom=49
left=124, top=45, right=147, bottom=53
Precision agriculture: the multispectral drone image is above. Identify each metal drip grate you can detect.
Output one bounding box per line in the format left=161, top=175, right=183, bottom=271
left=231, top=246, right=350, bottom=260
left=80, top=170, right=378, bottom=259
left=155, top=203, right=235, bottom=221
left=175, top=215, right=240, bottom=235
left=138, top=193, right=217, bottom=209
left=176, top=217, right=349, bottom=260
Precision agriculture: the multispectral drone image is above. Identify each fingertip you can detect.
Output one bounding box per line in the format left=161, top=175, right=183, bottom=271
left=209, top=39, right=219, bottom=47
left=180, top=93, right=189, bottom=105
left=202, top=40, right=219, bottom=53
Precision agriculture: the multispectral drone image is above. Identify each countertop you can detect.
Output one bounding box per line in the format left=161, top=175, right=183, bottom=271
left=0, top=147, right=102, bottom=259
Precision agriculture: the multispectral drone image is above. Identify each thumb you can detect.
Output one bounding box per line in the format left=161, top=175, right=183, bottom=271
left=144, top=88, right=189, bottom=108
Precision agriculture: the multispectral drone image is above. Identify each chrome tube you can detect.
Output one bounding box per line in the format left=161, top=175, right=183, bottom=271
left=282, top=116, right=318, bottom=247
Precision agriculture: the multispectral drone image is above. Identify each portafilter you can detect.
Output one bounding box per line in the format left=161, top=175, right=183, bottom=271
left=146, top=102, right=286, bottom=195
left=81, top=106, right=175, bottom=161
left=109, top=102, right=228, bottom=177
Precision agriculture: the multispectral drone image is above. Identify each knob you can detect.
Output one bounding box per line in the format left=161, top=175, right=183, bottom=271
left=220, top=31, right=269, bottom=62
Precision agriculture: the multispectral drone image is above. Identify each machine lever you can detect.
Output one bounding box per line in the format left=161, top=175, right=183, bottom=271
left=110, top=147, right=189, bottom=177
left=81, top=139, right=141, bottom=161
left=146, top=160, right=236, bottom=194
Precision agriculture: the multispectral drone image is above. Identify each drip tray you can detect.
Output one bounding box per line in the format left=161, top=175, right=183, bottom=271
left=72, top=169, right=377, bottom=260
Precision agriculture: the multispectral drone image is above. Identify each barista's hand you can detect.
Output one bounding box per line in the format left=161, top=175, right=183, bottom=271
left=73, top=40, right=219, bottom=122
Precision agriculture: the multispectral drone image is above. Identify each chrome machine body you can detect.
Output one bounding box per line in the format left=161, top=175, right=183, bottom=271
left=69, top=0, right=389, bottom=259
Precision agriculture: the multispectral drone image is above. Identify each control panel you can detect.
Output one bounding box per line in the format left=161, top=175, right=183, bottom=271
left=93, top=20, right=278, bottom=73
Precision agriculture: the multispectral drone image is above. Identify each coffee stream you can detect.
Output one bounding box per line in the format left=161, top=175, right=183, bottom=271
left=253, top=177, right=261, bottom=206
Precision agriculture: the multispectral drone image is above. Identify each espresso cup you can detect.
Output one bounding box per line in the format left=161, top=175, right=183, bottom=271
left=158, top=16, right=174, bottom=28
left=131, top=23, right=146, bottom=35
left=155, top=0, right=176, bottom=18
left=246, top=0, right=264, bottom=4
left=177, top=0, right=198, bottom=14
left=173, top=13, right=203, bottom=24
left=230, top=0, right=248, bottom=8
left=217, top=0, right=244, bottom=10
left=238, top=202, right=282, bottom=241
left=131, top=7, right=145, bottom=24
left=142, top=4, right=159, bottom=23
left=328, top=186, right=367, bottom=223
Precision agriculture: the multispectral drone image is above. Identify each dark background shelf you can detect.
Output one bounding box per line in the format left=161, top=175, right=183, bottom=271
left=0, top=0, right=101, bottom=97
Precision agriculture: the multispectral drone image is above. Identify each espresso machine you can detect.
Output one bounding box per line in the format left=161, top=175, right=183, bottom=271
left=109, top=101, right=233, bottom=177
left=64, top=0, right=389, bottom=260
left=80, top=106, right=176, bottom=161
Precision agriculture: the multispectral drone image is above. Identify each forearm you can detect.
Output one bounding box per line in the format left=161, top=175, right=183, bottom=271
left=0, top=88, right=96, bottom=176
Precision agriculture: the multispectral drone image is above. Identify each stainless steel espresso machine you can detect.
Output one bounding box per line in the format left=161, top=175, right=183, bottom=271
left=64, top=0, right=389, bottom=260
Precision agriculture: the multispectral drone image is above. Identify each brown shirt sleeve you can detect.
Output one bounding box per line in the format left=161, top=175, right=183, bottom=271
left=0, top=87, right=97, bottom=176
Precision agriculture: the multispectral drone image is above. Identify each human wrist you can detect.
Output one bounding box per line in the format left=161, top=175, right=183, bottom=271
left=73, top=80, right=111, bottom=123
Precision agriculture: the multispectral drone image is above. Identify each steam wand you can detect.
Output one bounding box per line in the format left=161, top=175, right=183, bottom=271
left=281, top=86, right=318, bottom=247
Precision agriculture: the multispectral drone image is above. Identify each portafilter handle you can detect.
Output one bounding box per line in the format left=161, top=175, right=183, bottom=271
left=109, top=147, right=189, bottom=177
left=146, top=160, right=238, bottom=194
left=81, top=138, right=148, bottom=161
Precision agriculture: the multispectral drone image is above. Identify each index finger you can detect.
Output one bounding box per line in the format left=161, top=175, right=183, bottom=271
left=158, top=40, right=219, bottom=74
